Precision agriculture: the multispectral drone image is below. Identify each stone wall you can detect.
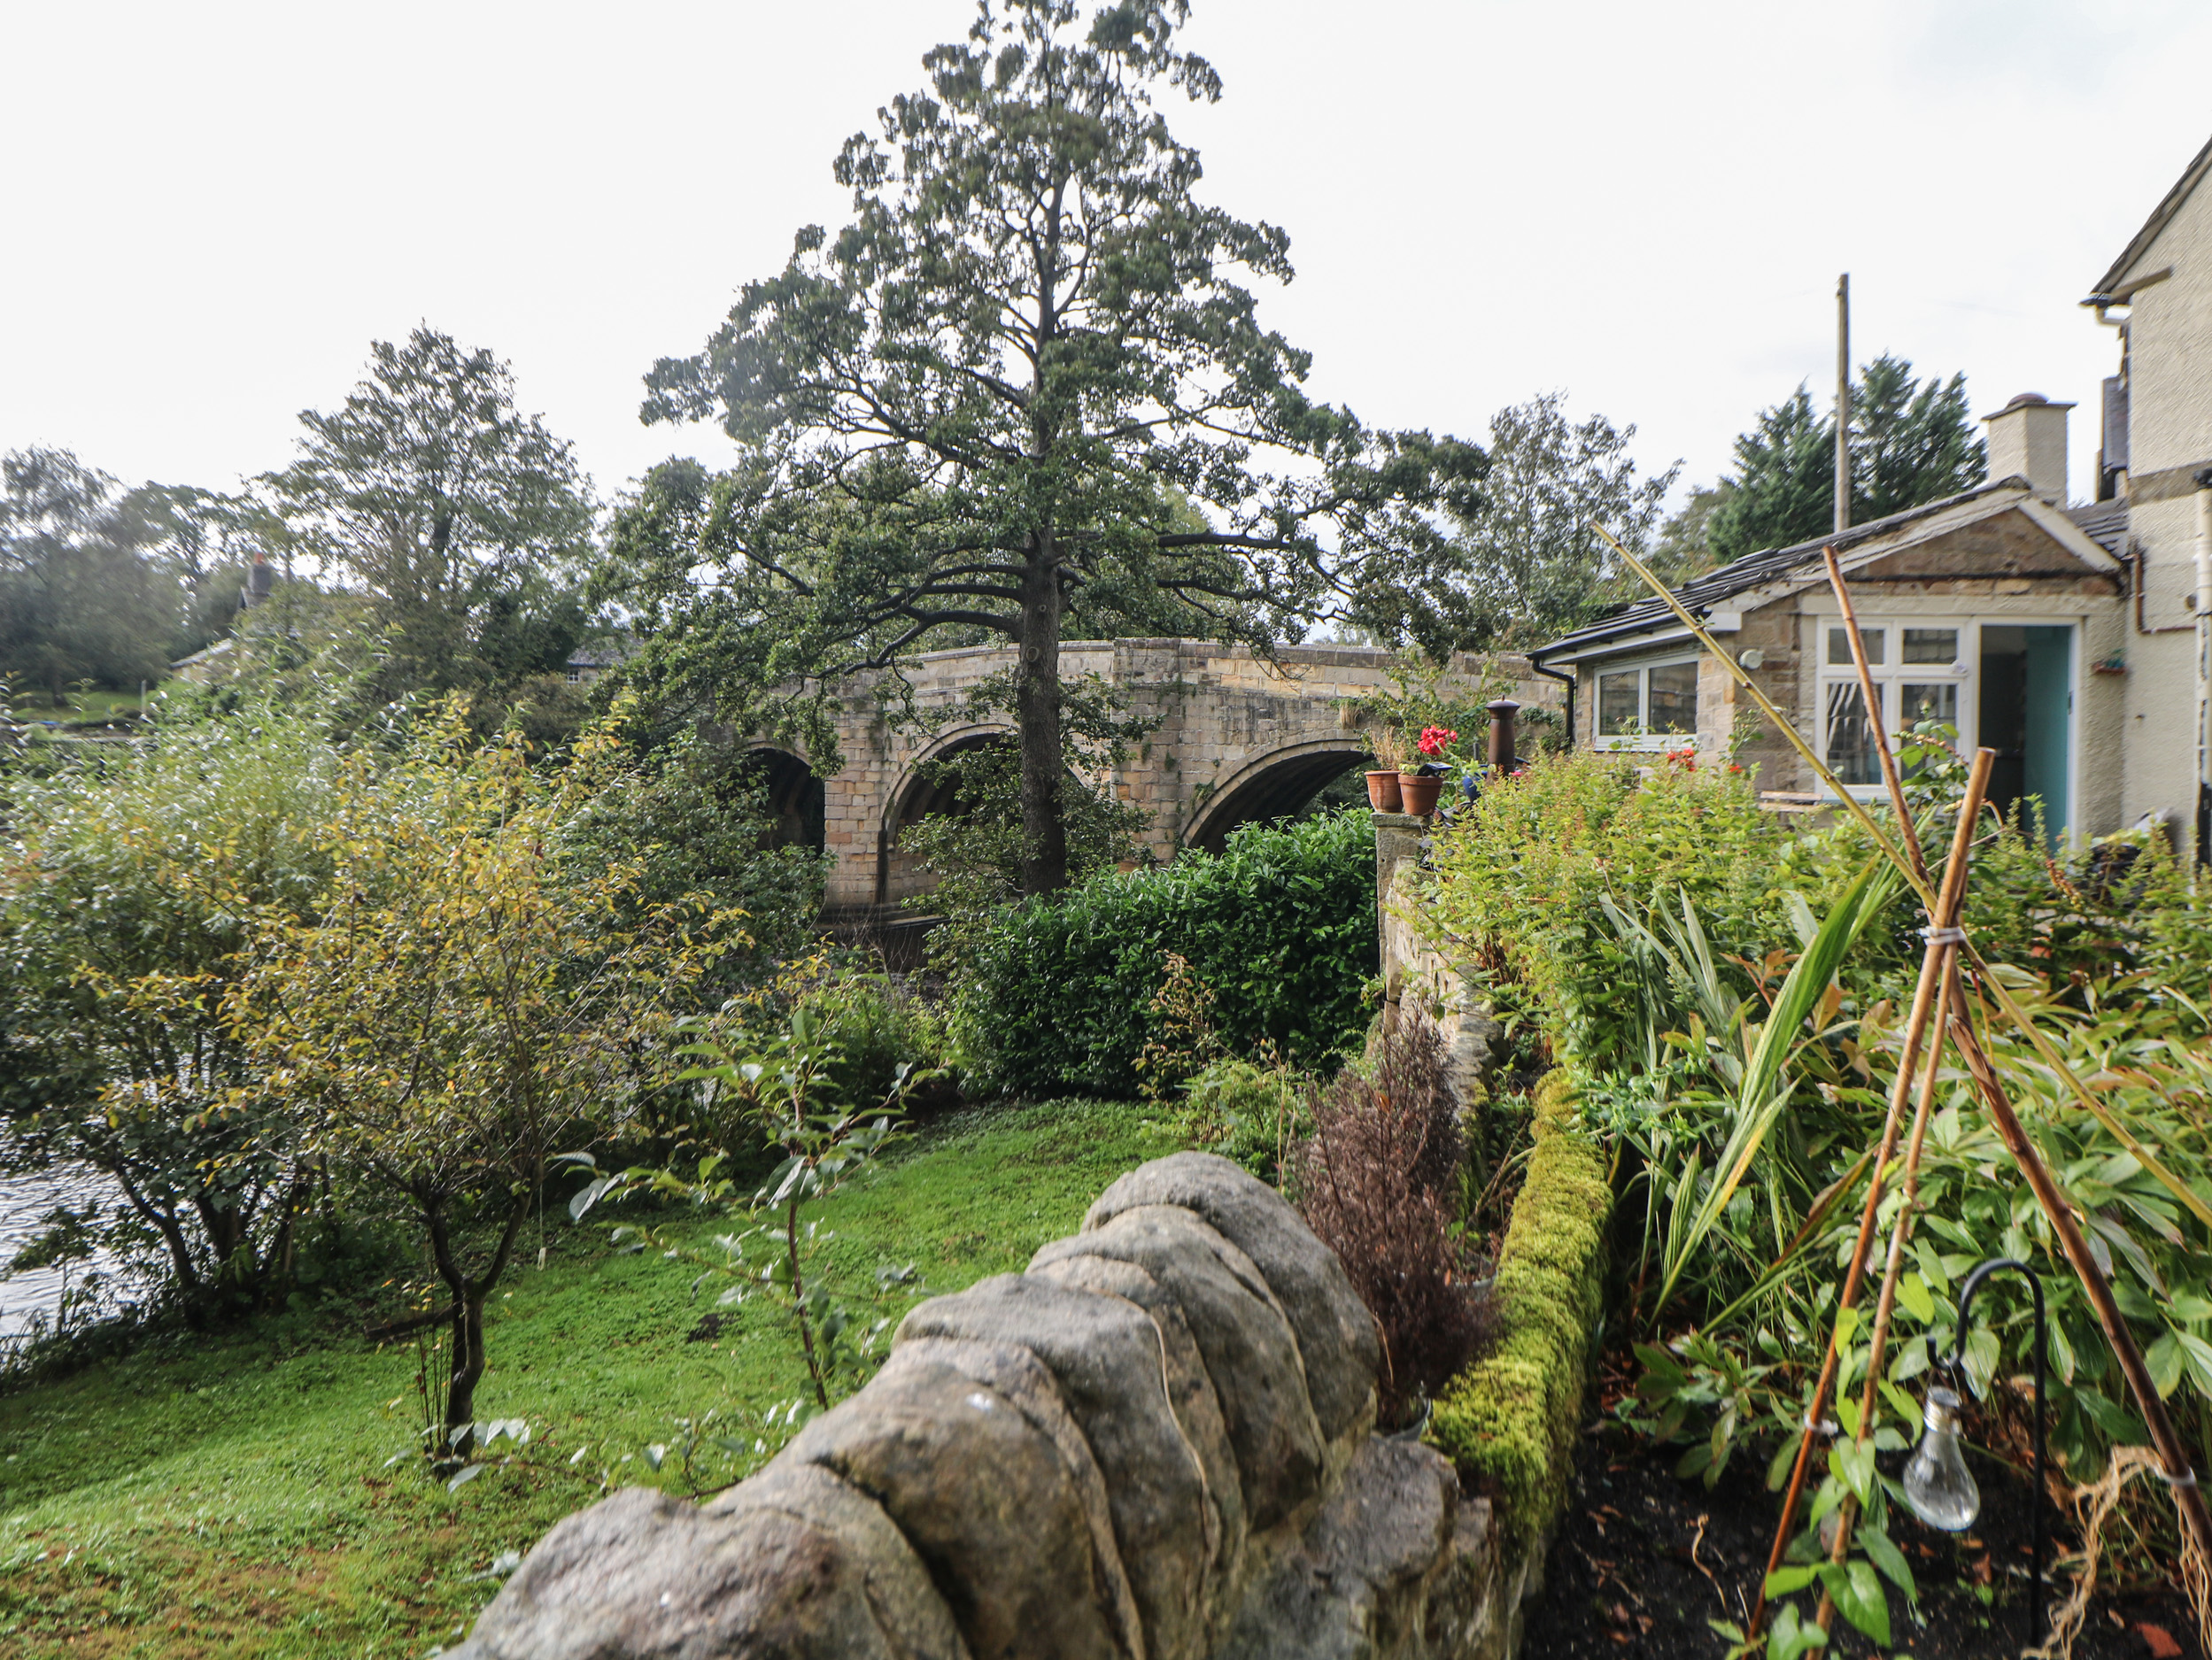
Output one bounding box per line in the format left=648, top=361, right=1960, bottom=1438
left=1375, top=826, right=1502, bottom=1115
left=453, top=1153, right=1520, bottom=1660
left=1374, top=826, right=1603, bottom=1658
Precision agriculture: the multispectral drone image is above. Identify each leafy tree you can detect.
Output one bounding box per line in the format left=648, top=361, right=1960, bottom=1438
left=627, top=0, right=1484, bottom=893
left=563, top=728, right=829, bottom=992
left=1705, top=356, right=1985, bottom=562
left=111, top=483, right=290, bottom=658
left=0, top=447, right=183, bottom=700
left=1651, top=480, right=1735, bottom=576
left=1450, top=392, right=1681, bottom=646
left=0, top=700, right=340, bottom=1312
left=237, top=706, right=738, bottom=1459
left=268, top=327, right=601, bottom=722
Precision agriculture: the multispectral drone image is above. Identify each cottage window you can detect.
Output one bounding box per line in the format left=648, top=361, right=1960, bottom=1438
left=1595, top=654, right=1701, bottom=748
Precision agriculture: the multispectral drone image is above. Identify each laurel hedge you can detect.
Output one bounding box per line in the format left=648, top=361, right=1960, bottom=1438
left=952, top=810, right=1378, bottom=1099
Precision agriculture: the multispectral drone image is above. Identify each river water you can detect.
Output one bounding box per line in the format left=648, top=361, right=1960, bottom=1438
left=0, top=1167, right=128, bottom=1340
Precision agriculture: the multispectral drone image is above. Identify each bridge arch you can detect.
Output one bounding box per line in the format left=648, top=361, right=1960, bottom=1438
left=1181, top=737, right=1375, bottom=854
left=878, top=724, right=1016, bottom=905
left=743, top=745, right=825, bottom=853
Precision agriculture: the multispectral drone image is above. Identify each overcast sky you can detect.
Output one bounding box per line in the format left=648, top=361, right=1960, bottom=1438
left=6, top=0, right=2208, bottom=517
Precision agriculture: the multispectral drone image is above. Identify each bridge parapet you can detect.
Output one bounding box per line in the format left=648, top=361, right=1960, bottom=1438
left=763, top=637, right=1558, bottom=913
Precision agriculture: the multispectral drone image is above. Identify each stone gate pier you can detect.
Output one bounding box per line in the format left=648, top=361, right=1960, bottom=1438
left=742, top=637, right=1558, bottom=923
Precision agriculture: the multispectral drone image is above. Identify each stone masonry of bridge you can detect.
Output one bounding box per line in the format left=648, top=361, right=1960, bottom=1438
left=762, top=637, right=1561, bottom=916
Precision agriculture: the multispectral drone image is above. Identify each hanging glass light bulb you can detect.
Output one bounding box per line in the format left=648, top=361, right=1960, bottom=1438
left=1902, top=1384, right=1981, bottom=1533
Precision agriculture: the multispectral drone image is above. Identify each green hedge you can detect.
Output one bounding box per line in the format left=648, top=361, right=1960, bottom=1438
left=954, top=811, right=1377, bottom=1099
left=1427, top=1069, right=1612, bottom=1543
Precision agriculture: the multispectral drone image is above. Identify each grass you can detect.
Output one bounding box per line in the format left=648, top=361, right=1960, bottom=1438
left=0, top=1098, right=1173, bottom=1658
left=12, top=689, right=157, bottom=727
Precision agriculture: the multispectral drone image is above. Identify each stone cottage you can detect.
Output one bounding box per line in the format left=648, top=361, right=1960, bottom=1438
left=1534, top=129, right=2212, bottom=850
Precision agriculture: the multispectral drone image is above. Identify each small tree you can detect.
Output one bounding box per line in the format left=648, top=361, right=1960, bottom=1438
left=0, top=700, right=340, bottom=1314
left=580, top=1000, right=915, bottom=1412
left=240, top=704, right=738, bottom=1460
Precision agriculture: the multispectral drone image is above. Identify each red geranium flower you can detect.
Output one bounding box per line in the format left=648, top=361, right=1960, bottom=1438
left=1418, top=725, right=1458, bottom=758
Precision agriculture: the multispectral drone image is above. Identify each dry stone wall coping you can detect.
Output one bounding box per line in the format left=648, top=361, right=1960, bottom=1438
left=452, top=1153, right=1515, bottom=1660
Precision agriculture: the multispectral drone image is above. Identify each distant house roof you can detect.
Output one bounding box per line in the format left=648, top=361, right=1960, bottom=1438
left=169, top=637, right=239, bottom=673
left=1531, top=478, right=2121, bottom=664
left=2091, top=132, right=2212, bottom=298
left=565, top=637, right=636, bottom=671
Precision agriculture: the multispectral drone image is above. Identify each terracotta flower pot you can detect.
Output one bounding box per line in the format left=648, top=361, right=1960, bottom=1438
left=1365, top=769, right=1404, bottom=811
left=1396, top=771, right=1443, bottom=815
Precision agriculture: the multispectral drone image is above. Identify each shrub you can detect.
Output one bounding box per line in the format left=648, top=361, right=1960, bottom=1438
left=798, top=972, right=955, bottom=1113
left=0, top=698, right=343, bottom=1316
left=954, top=810, right=1376, bottom=1098
left=1295, top=1017, right=1485, bottom=1428
left=1179, top=1054, right=1308, bottom=1185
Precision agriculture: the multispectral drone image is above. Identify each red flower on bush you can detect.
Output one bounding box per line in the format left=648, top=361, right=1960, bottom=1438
left=1663, top=746, right=1698, bottom=771
left=1417, top=725, right=1458, bottom=759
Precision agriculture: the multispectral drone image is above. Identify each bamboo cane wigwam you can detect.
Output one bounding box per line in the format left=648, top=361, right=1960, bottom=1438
left=1588, top=522, right=2212, bottom=1642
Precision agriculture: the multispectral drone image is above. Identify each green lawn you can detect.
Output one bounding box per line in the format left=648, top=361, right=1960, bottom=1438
left=0, top=1099, right=1173, bottom=1658
left=12, top=689, right=157, bottom=727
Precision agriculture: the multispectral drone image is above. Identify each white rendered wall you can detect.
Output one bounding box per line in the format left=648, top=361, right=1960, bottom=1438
left=2104, top=174, right=2212, bottom=841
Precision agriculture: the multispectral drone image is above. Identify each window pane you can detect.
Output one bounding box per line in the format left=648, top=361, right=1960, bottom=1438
left=1825, top=682, right=1880, bottom=785
left=1647, top=661, right=1698, bottom=735
left=1829, top=626, right=1884, bottom=666
left=1598, top=671, right=1640, bottom=735
left=1903, top=628, right=1959, bottom=665
left=1899, top=682, right=1957, bottom=730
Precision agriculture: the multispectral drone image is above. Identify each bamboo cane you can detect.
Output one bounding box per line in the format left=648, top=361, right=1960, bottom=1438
left=1745, top=749, right=1988, bottom=1639
left=1824, top=545, right=1931, bottom=893
left=1599, top=520, right=2211, bottom=1233
left=1943, top=961, right=2212, bottom=1583
left=1813, top=967, right=1958, bottom=1632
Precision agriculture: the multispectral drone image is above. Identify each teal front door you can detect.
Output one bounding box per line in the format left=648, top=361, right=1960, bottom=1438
left=1979, top=624, right=2074, bottom=845
left=2021, top=625, right=2072, bottom=845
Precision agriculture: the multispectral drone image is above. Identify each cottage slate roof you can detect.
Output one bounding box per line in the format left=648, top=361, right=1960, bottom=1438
left=2065, top=498, right=2131, bottom=555
left=1532, top=478, right=2041, bottom=662
left=2092, top=132, right=2212, bottom=299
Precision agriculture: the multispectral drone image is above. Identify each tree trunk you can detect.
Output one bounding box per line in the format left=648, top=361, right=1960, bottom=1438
left=444, top=1291, right=488, bottom=1463
left=1015, top=549, right=1068, bottom=894
left=424, top=1188, right=530, bottom=1465
left=110, top=1167, right=203, bottom=1303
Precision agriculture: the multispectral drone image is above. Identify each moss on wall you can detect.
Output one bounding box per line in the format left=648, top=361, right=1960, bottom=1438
left=1427, top=1069, right=1611, bottom=1544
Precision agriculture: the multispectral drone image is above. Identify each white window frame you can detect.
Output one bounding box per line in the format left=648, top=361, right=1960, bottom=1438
left=1817, top=621, right=1973, bottom=798
left=1593, top=652, right=1703, bottom=752
left=1814, top=614, right=2080, bottom=829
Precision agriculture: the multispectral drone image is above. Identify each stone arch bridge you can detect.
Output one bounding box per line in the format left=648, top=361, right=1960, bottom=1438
left=744, top=637, right=1560, bottom=927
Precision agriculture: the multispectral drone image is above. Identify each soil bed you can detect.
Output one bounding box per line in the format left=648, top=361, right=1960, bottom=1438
left=1522, top=1419, right=2203, bottom=1659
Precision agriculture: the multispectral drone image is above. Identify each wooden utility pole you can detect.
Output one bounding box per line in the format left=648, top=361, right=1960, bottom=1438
left=1836, top=273, right=1852, bottom=535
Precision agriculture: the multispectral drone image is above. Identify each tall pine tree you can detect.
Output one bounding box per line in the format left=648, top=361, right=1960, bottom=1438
left=628, top=0, right=1485, bottom=893
left=1705, top=355, right=1984, bottom=563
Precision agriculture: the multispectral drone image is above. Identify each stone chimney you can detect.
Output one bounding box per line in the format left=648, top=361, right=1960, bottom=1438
left=1983, top=392, right=2072, bottom=502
